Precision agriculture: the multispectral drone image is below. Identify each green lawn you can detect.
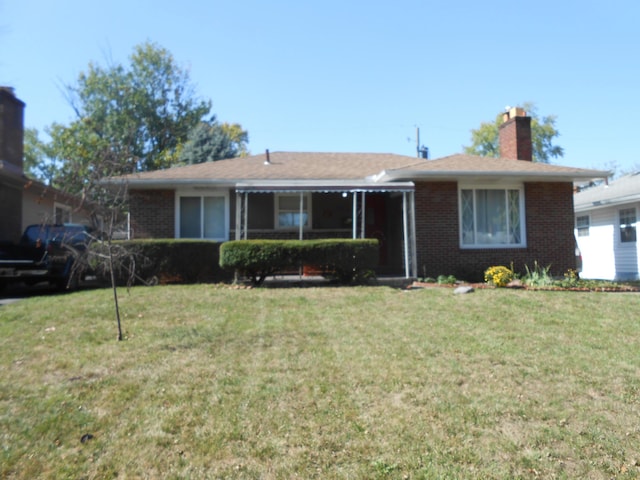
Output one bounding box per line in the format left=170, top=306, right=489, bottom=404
left=1, top=285, right=640, bottom=479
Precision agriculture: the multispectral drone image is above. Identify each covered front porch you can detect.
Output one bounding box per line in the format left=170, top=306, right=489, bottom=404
left=233, top=181, right=417, bottom=278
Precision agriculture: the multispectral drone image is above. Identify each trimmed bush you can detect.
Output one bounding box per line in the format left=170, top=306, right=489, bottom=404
left=301, top=239, right=378, bottom=284
left=220, top=239, right=379, bottom=286
left=92, top=239, right=231, bottom=286
left=219, top=240, right=303, bottom=286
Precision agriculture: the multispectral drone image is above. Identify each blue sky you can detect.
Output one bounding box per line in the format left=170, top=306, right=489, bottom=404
left=1, top=0, right=638, bottom=173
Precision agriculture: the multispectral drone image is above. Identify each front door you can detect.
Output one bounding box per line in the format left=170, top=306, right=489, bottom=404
left=365, top=193, right=389, bottom=268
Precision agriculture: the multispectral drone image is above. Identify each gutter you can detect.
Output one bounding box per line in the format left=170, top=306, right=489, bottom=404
left=372, top=169, right=610, bottom=184
left=101, top=178, right=238, bottom=189
left=574, top=192, right=640, bottom=213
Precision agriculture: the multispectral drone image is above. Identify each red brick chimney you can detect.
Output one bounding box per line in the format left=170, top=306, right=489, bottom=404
left=0, top=87, right=26, bottom=243
left=499, top=107, right=532, bottom=161
left=0, top=86, right=25, bottom=172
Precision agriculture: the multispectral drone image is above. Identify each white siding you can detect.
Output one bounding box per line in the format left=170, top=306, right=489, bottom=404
left=22, top=189, right=92, bottom=228
left=576, top=202, right=640, bottom=281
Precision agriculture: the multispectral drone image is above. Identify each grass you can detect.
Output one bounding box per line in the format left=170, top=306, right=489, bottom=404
left=1, top=285, right=640, bottom=479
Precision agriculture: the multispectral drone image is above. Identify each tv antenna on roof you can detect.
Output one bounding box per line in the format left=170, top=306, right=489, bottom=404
left=416, top=126, right=429, bottom=159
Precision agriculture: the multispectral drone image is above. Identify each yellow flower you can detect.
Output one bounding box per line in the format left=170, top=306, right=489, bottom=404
left=484, top=266, right=514, bottom=287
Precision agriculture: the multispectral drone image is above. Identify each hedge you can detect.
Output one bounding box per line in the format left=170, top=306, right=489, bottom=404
left=91, top=239, right=232, bottom=286
left=219, top=239, right=379, bottom=286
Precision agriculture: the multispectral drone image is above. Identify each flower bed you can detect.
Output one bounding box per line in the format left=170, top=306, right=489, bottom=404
left=410, top=280, right=640, bottom=293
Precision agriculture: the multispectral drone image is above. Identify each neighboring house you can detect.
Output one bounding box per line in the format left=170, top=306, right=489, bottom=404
left=21, top=178, right=92, bottom=227
left=0, top=87, right=91, bottom=243
left=112, top=108, right=607, bottom=280
left=574, top=173, right=640, bottom=280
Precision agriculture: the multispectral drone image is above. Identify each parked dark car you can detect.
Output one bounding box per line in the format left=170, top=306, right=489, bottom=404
left=0, top=224, right=95, bottom=291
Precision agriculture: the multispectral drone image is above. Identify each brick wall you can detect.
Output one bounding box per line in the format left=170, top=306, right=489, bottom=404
left=414, top=181, right=577, bottom=281
left=129, top=190, right=175, bottom=238
left=522, top=182, right=576, bottom=274
left=129, top=183, right=577, bottom=281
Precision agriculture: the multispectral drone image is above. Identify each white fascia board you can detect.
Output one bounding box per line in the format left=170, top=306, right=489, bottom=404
left=236, top=179, right=414, bottom=193
left=374, top=169, right=609, bottom=184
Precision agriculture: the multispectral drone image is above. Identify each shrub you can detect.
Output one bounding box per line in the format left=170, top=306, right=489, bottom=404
left=92, top=239, right=231, bottom=286
left=437, top=274, right=457, bottom=285
left=219, top=240, right=303, bottom=286
left=303, top=239, right=378, bottom=284
left=484, top=265, right=514, bottom=287
left=219, top=239, right=379, bottom=286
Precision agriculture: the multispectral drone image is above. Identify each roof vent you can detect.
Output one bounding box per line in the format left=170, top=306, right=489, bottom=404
left=264, top=149, right=271, bottom=165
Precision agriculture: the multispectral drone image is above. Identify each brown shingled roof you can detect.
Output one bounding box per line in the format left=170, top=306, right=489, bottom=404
left=113, top=151, right=608, bottom=186
left=117, top=152, right=418, bottom=182
left=395, top=154, right=588, bottom=172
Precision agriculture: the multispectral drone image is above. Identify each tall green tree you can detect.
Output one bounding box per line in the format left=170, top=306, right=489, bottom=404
left=23, top=128, right=55, bottom=183
left=464, top=102, right=564, bottom=163
left=220, top=122, right=250, bottom=157
left=48, top=41, right=245, bottom=193
left=178, top=120, right=249, bottom=165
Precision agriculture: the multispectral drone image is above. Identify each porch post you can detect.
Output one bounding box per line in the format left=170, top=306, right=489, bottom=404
left=409, top=190, right=417, bottom=278
left=352, top=192, right=357, bottom=239
left=235, top=192, right=242, bottom=240
left=402, top=192, right=410, bottom=278
left=360, top=192, right=366, bottom=239
left=298, top=192, right=304, bottom=240
left=243, top=193, right=248, bottom=240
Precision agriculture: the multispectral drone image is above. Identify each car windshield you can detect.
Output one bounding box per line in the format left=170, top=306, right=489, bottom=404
left=50, top=226, right=90, bottom=244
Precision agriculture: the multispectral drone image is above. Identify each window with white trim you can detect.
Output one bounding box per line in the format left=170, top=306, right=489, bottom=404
left=178, top=195, right=227, bottom=240
left=54, top=203, right=72, bottom=224
left=619, top=208, right=636, bottom=243
left=275, top=193, right=311, bottom=229
left=460, top=187, right=525, bottom=247
left=576, top=215, right=590, bottom=237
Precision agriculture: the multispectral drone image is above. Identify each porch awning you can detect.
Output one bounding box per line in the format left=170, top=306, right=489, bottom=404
left=235, top=180, right=414, bottom=193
